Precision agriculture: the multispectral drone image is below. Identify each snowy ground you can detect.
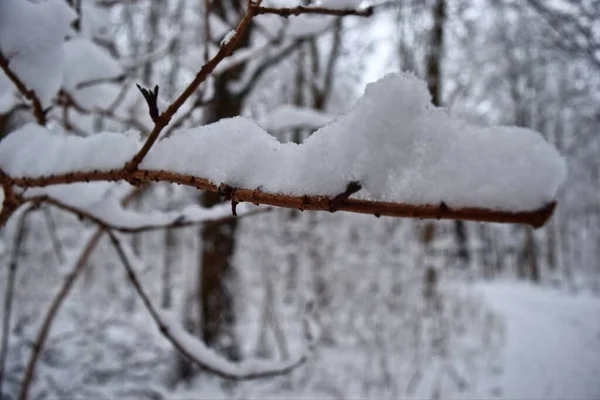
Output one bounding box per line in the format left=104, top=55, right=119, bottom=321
left=473, top=281, right=600, bottom=400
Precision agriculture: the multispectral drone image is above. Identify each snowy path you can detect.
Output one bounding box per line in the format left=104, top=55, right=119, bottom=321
left=475, top=282, right=600, bottom=400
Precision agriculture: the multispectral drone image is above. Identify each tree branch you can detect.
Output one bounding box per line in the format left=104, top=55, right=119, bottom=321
left=23, top=194, right=271, bottom=234
left=0, top=206, right=33, bottom=398
left=253, top=5, right=373, bottom=17
left=123, top=4, right=258, bottom=171
left=0, top=52, right=46, bottom=126
left=107, top=230, right=307, bottom=380
left=18, top=229, right=104, bottom=400
left=1, top=169, right=556, bottom=228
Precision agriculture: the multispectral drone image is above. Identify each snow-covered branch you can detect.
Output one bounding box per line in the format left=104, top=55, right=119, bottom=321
left=0, top=73, right=566, bottom=229
left=107, top=230, right=308, bottom=380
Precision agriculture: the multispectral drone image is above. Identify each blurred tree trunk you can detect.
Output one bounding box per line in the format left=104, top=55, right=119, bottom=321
left=426, top=0, right=470, bottom=268
left=197, top=0, right=251, bottom=363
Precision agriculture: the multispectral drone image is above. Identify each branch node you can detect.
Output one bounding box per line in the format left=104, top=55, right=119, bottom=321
left=136, top=84, right=160, bottom=123
left=329, top=181, right=362, bottom=212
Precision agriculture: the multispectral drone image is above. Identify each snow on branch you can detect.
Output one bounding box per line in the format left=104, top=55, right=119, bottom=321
left=107, top=231, right=308, bottom=380
left=0, top=73, right=565, bottom=228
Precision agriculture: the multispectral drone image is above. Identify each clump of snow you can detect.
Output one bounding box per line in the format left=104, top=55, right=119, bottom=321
left=0, top=73, right=566, bottom=213
left=80, top=0, right=112, bottom=40
left=260, top=105, right=336, bottom=132
left=0, top=0, right=76, bottom=106
left=62, top=38, right=123, bottom=93
left=221, top=30, right=237, bottom=46
left=0, top=123, right=139, bottom=177
left=144, top=72, right=566, bottom=211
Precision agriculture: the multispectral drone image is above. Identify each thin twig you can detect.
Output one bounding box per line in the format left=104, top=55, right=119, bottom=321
left=18, top=229, right=104, bottom=400
left=2, top=169, right=557, bottom=228
left=0, top=52, right=46, bottom=125
left=17, top=187, right=143, bottom=400
left=107, top=230, right=306, bottom=379
left=253, top=5, right=373, bottom=17
left=123, top=4, right=258, bottom=171
left=23, top=194, right=271, bottom=234
left=0, top=207, right=33, bottom=397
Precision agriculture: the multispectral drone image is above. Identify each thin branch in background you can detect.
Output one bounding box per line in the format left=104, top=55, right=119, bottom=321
left=107, top=229, right=307, bottom=380
left=17, top=186, right=144, bottom=400
left=0, top=173, right=24, bottom=229
left=0, top=207, right=33, bottom=398
left=0, top=52, right=46, bottom=126
left=42, top=207, right=65, bottom=264
left=123, top=4, right=258, bottom=171
left=17, top=230, right=103, bottom=400
left=22, top=194, right=271, bottom=234
left=253, top=5, right=373, bottom=17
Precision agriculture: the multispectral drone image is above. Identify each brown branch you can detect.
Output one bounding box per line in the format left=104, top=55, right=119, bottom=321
left=42, top=207, right=66, bottom=264
left=57, top=91, right=149, bottom=135
left=23, top=194, right=271, bottom=234
left=0, top=171, right=23, bottom=228
left=107, top=229, right=306, bottom=380
left=2, top=169, right=557, bottom=228
left=124, top=4, right=258, bottom=172
left=254, top=5, right=373, bottom=17
left=0, top=52, right=46, bottom=125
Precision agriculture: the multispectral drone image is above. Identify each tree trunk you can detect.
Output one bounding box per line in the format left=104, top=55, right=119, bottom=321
left=196, top=0, right=251, bottom=364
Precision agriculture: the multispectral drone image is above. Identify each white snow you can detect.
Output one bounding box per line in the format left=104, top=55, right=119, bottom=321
left=259, top=104, right=336, bottom=132
left=62, top=38, right=123, bottom=93
left=143, top=73, right=565, bottom=211
left=0, top=0, right=77, bottom=106
left=474, top=282, right=600, bottom=400
left=0, top=123, right=140, bottom=177
left=220, top=30, right=237, bottom=46
left=0, top=73, right=566, bottom=212
left=158, top=311, right=305, bottom=378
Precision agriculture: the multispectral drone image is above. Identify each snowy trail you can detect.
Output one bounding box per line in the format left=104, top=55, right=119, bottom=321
left=476, top=282, right=600, bottom=400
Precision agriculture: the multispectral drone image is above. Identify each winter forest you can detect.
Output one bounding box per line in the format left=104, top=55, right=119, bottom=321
left=0, top=0, right=599, bottom=399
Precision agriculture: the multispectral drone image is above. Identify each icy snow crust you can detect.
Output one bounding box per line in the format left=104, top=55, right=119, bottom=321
left=0, top=73, right=566, bottom=212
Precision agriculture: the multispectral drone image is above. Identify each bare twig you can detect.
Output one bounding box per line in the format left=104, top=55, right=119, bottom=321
left=107, top=229, right=306, bottom=379
left=22, top=194, right=271, bottom=234
left=124, top=4, right=258, bottom=171
left=18, top=229, right=104, bottom=400
left=0, top=207, right=33, bottom=397
left=42, top=207, right=66, bottom=264
left=17, top=186, right=144, bottom=400
left=253, top=5, right=373, bottom=17
left=0, top=52, right=46, bottom=125
left=2, top=169, right=557, bottom=228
